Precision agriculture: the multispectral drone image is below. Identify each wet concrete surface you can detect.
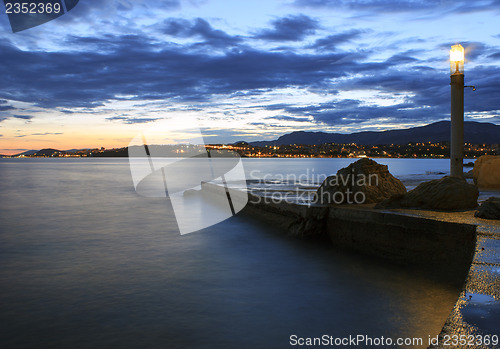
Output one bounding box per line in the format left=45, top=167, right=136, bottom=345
left=388, top=209, right=500, bottom=349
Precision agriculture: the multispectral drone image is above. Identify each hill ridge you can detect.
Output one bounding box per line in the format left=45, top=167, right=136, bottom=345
left=250, top=121, right=500, bottom=146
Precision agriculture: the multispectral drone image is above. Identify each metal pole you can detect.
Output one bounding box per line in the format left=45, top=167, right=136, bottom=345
left=450, top=72, right=464, bottom=178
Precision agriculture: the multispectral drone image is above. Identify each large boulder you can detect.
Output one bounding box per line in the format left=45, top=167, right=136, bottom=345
left=378, top=176, right=478, bottom=210
left=315, top=158, right=407, bottom=204
left=473, top=155, right=500, bottom=189
left=475, top=197, right=500, bottom=220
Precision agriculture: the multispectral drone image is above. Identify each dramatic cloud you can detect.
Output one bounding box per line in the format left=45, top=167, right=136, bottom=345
left=265, top=115, right=311, bottom=122
left=0, top=0, right=499, bottom=145
left=0, top=37, right=372, bottom=109
left=0, top=148, right=31, bottom=151
left=161, top=18, right=243, bottom=48
left=106, top=116, right=159, bottom=124
left=265, top=99, right=446, bottom=126
left=293, top=0, right=500, bottom=14
left=488, top=52, right=500, bottom=60
left=254, top=15, right=319, bottom=41
left=0, top=105, right=15, bottom=111
left=13, top=115, right=33, bottom=120
left=15, top=132, right=63, bottom=138
left=58, top=0, right=181, bottom=22
left=310, top=30, right=366, bottom=51
left=0, top=111, right=32, bottom=123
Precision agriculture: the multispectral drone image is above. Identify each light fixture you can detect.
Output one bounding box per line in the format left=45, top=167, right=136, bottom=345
left=450, top=44, right=464, bottom=75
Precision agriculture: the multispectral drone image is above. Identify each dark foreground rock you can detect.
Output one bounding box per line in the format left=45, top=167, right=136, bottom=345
left=475, top=197, right=500, bottom=220
left=316, top=158, right=407, bottom=204
left=377, top=176, right=479, bottom=210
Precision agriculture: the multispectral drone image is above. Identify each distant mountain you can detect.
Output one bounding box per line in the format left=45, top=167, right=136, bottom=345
left=250, top=121, right=500, bottom=146
left=32, top=148, right=65, bottom=156
left=64, top=148, right=89, bottom=153
left=10, top=149, right=68, bottom=157
left=12, top=149, right=38, bottom=157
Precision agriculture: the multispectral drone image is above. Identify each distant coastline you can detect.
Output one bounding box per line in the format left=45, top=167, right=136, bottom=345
left=2, top=120, right=499, bottom=158
left=2, top=141, right=498, bottom=159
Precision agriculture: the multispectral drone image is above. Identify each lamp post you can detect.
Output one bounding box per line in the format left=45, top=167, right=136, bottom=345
left=450, top=44, right=465, bottom=178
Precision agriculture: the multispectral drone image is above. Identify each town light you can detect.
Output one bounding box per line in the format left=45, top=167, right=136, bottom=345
left=450, top=44, right=464, bottom=75
left=450, top=44, right=465, bottom=178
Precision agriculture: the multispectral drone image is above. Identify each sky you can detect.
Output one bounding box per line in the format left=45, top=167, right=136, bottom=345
left=0, top=0, right=499, bottom=154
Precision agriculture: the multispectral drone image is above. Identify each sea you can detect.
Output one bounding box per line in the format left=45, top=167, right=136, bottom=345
left=0, top=158, right=479, bottom=348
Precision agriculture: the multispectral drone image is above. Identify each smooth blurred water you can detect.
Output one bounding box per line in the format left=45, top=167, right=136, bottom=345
left=0, top=158, right=463, bottom=348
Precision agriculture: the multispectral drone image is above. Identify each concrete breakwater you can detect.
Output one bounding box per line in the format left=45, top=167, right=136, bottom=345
left=201, top=181, right=477, bottom=286
left=200, top=181, right=500, bottom=347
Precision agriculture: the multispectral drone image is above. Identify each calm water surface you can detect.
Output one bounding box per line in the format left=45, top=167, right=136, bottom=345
left=0, top=158, right=462, bottom=348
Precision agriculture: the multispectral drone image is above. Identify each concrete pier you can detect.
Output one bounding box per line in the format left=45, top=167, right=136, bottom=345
left=201, top=181, right=477, bottom=284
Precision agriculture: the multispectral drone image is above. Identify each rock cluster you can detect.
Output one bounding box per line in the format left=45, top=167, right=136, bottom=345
left=473, top=155, right=500, bottom=189
left=464, top=169, right=474, bottom=179
left=377, top=176, right=479, bottom=210
left=475, top=197, right=500, bottom=220
left=315, top=158, right=407, bottom=204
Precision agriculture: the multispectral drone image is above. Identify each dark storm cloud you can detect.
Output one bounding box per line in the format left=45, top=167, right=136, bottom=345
left=260, top=103, right=292, bottom=111
left=65, top=34, right=156, bottom=53
left=385, top=53, right=419, bottom=65
left=248, top=122, right=289, bottom=128
left=264, top=59, right=500, bottom=126
left=489, top=52, right=500, bottom=60
left=0, top=35, right=373, bottom=109
left=59, top=0, right=181, bottom=20
left=463, top=42, right=489, bottom=61
left=14, top=132, right=63, bottom=137
left=13, top=115, right=33, bottom=120
left=254, top=15, right=319, bottom=41
left=106, top=116, right=158, bottom=124
left=266, top=115, right=311, bottom=122
left=1, top=19, right=499, bottom=129
left=161, top=18, right=243, bottom=48
left=309, top=29, right=366, bottom=51
left=293, top=0, right=500, bottom=14
left=262, top=68, right=448, bottom=125
left=268, top=98, right=447, bottom=126
left=0, top=148, right=31, bottom=151
left=84, top=0, right=180, bottom=11
left=294, top=0, right=440, bottom=11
